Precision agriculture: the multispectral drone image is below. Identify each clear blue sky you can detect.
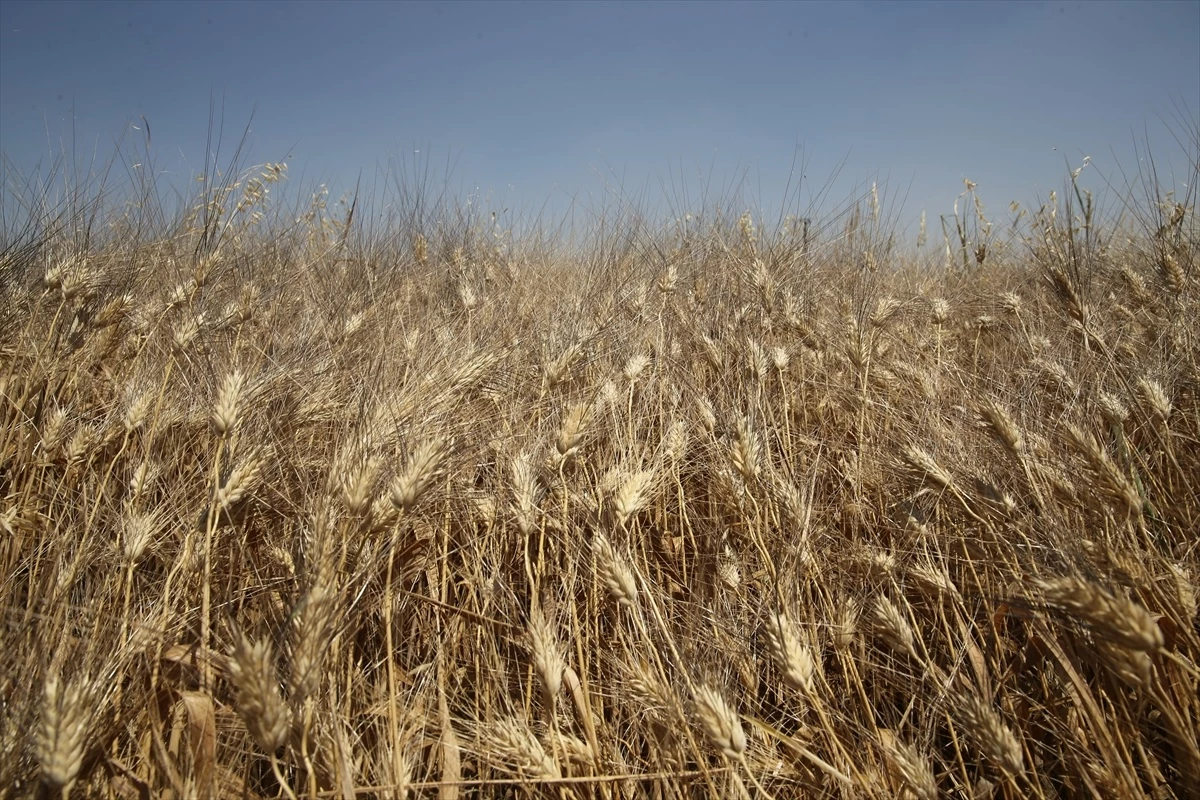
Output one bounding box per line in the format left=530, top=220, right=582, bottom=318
left=1, top=0, right=1197, bottom=235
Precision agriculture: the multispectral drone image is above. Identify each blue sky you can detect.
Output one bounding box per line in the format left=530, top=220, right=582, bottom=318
left=1, top=0, right=1197, bottom=236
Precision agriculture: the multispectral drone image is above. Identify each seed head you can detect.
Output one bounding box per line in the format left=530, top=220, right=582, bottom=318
left=556, top=403, right=592, bottom=458
left=929, top=298, right=950, bottom=325
left=341, top=454, right=383, bottom=517
left=978, top=400, right=1023, bottom=455
left=901, top=445, right=954, bottom=490
left=1136, top=378, right=1172, bottom=423
left=289, top=583, right=337, bottom=706
left=873, top=595, right=919, bottom=660
left=218, top=452, right=263, bottom=511
left=228, top=633, right=291, bottom=753
left=122, top=512, right=158, bottom=566
left=510, top=450, right=541, bottom=535
left=526, top=606, right=565, bottom=702
left=594, top=534, right=638, bottom=609
left=955, top=693, right=1024, bottom=776
left=1098, top=392, right=1129, bottom=427
left=488, top=719, right=560, bottom=779
left=832, top=598, right=860, bottom=651
left=211, top=370, right=246, bottom=437
left=883, top=736, right=938, bottom=800
left=764, top=611, right=817, bottom=693
left=624, top=353, right=652, bottom=382
left=731, top=416, right=761, bottom=482
left=612, top=469, right=654, bottom=526
left=390, top=438, right=448, bottom=512
left=693, top=685, right=746, bottom=759
left=1034, top=576, right=1163, bottom=653
left=35, top=670, right=92, bottom=792
left=123, top=388, right=154, bottom=433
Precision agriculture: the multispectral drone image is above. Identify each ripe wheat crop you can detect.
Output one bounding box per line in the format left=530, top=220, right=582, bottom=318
left=1, top=141, right=1198, bottom=799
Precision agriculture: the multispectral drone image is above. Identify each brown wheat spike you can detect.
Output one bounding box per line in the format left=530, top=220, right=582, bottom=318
left=882, top=735, right=938, bottom=800
left=555, top=402, right=592, bottom=459
left=831, top=598, right=860, bottom=652
left=1160, top=250, right=1186, bottom=294
left=122, top=387, right=154, bottom=433
left=1098, top=391, right=1130, bottom=427
left=122, top=511, right=158, bottom=567
left=448, top=350, right=502, bottom=393
left=1120, top=265, right=1154, bottom=304
left=211, top=369, right=246, bottom=438
left=65, top=423, right=97, bottom=469
left=1031, top=356, right=1078, bottom=395
left=873, top=595, right=919, bottom=660
left=128, top=460, right=159, bottom=501
left=929, top=297, right=950, bottom=325
left=624, top=353, right=651, bottom=382
left=1062, top=423, right=1142, bottom=517
left=217, top=451, right=264, bottom=510
left=228, top=632, right=291, bottom=754
left=717, top=545, right=742, bottom=590
left=772, top=473, right=809, bottom=528
left=1034, top=576, right=1164, bottom=653
left=40, top=407, right=71, bottom=458
left=389, top=437, right=448, bottom=512
left=526, top=605, right=565, bottom=704
left=289, top=583, right=337, bottom=707
left=872, top=295, right=903, bottom=328
left=692, top=684, right=747, bottom=759
left=663, top=419, right=689, bottom=462
left=771, top=346, right=789, bottom=372
left=544, top=341, right=583, bottom=388
left=1135, top=377, right=1172, bottom=423
left=699, top=334, right=724, bottom=370
left=35, top=670, right=92, bottom=792
left=1095, top=640, right=1154, bottom=690
left=910, top=561, right=960, bottom=602
left=730, top=415, right=761, bottom=482
left=612, top=468, right=654, bottom=526
left=901, top=445, right=954, bottom=490
left=764, top=610, right=817, bottom=693
left=746, top=337, right=769, bottom=381
left=411, top=232, right=428, bottom=264
left=1167, top=563, right=1197, bottom=623
left=510, top=449, right=541, bottom=535
left=550, top=731, right=594, bottom=768
left=695, top=395, right=718, bottom=433
left=378, top=745, right=412, bottom=800
left=341, top=453, right=383, bottom=517
left=954, top=693, right=1024, bottom=777
left=172, top=315, right=203, bottom=354
left=978, top=399, right=1023, bottom=456
left=593, top=533, right=638, bottom=609
left=625, top=658, right=677, bottom=717
left=487, top=718, right=560, bottom=780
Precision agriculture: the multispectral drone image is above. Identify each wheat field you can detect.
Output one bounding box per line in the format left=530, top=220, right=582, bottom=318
left=1, top=147, right=1197, bottom=799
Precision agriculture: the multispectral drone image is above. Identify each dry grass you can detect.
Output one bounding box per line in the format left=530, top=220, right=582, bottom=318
left=1, top=143, right=1198, bottom=799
